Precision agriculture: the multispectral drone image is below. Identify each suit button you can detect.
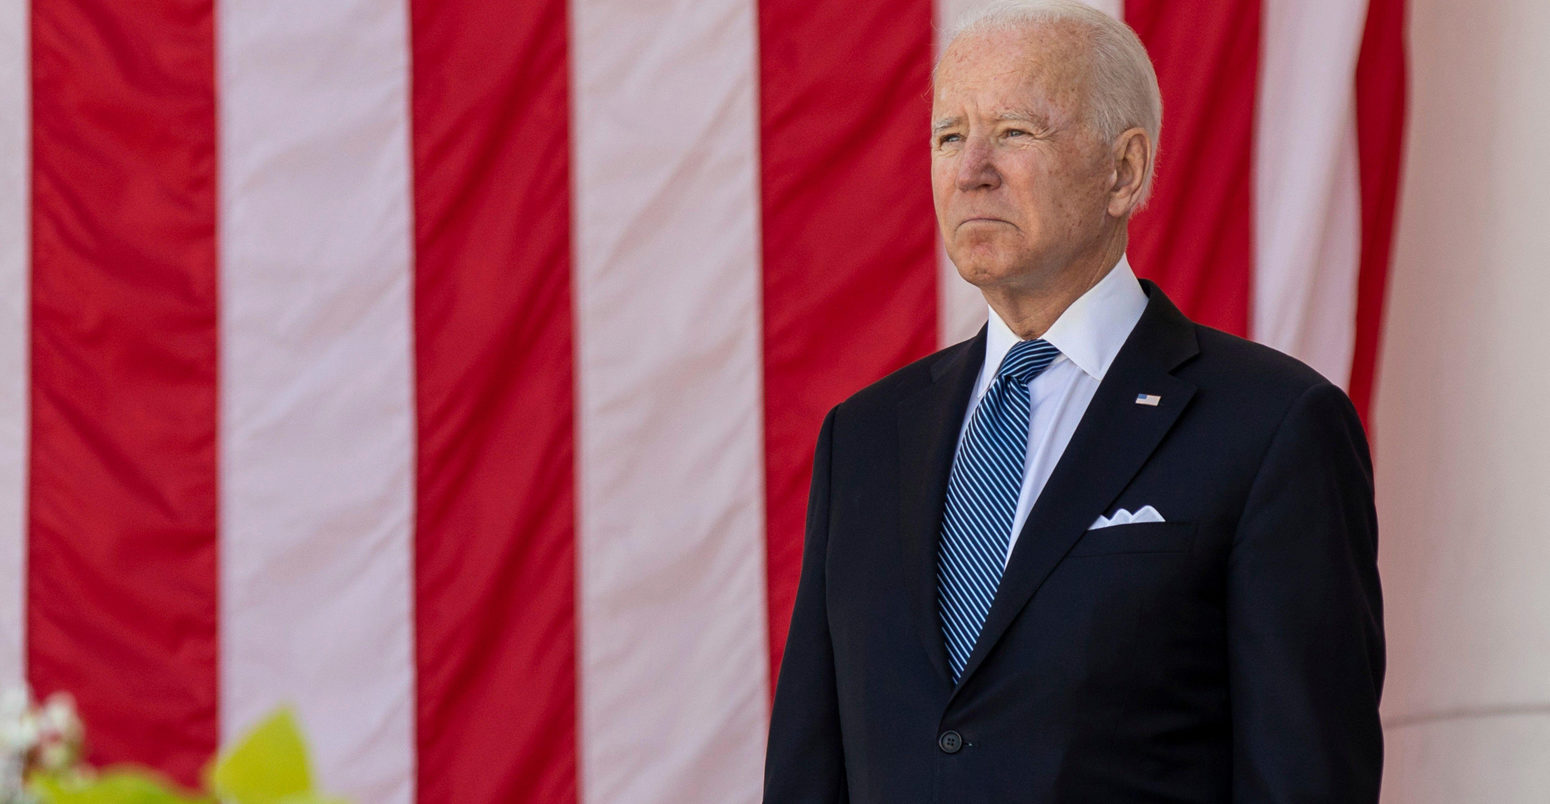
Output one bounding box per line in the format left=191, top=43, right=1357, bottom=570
left=938, top=730, right=963, bottom=754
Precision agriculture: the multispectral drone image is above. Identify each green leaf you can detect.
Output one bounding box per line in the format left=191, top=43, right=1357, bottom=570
left=30, top=769, right=211, bottom=804
left=208, top=707, right=314, bottom=801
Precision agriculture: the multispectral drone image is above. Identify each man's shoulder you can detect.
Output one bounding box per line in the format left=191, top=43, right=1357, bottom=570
left=832, top=336, right=978, bottom=416
left=1126, top=278, right=1340, bottom=407
left=1181, top=322, right=1358, bottom=424
left=1191, top=323, right=1327, bottom=383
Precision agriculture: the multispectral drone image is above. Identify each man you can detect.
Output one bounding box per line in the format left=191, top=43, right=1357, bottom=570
left=763, top=1, right=1385, bottom=801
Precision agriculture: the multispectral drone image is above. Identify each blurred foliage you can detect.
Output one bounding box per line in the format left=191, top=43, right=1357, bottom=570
left=24, top=708, right=348, bottom=804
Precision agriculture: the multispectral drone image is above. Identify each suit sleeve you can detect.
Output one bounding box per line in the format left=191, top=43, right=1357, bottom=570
left=1228, top=381, right=1386, bottom=802
left=764, top=406, right=847, bottom=803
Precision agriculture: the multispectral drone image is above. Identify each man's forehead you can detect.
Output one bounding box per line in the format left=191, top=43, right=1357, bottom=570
left=931, top=62, right=1069, bottom=121
left=934, top=23, right=1091, bottom=93
left=933, top=31, right=1089, bottom=122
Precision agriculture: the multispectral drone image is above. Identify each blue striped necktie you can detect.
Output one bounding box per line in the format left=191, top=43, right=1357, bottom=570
left=937, top=338, right=1060, bottom=682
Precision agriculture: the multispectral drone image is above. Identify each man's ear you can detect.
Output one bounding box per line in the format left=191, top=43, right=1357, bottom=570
left=1107, top=127, right=1153, bottom=218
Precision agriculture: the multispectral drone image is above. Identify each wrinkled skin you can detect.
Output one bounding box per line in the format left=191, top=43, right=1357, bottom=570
left=931, top=22, right=1152, bottom=338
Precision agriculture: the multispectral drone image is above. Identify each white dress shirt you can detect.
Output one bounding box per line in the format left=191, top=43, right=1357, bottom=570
left=958, top=255, right=1148, bottom=566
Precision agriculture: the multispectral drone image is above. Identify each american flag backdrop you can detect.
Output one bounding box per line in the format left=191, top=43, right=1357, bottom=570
left=0, top=0, right=1405, bottom=800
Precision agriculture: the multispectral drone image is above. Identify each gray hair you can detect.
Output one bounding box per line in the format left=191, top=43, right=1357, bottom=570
left=942, top=0, right=1162, bottom=203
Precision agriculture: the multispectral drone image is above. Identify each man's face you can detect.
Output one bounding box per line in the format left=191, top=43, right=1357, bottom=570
left=931, top=25, right=1116, bottom=293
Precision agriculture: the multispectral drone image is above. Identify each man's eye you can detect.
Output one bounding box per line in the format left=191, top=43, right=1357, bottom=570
left=1005, top=129, right=1028, bottom=138
left=937, top=133, right=963, bottom=146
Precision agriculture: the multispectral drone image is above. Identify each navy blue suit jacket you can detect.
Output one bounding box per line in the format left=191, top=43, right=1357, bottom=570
left=764, top=281, right=1384, bottom=802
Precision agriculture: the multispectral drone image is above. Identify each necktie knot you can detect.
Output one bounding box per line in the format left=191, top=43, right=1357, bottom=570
left=996, top=338, right=1059, bottom=385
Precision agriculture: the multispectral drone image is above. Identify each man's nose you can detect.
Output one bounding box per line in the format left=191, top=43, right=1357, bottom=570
left=955, top=137, right=1000, bottom=191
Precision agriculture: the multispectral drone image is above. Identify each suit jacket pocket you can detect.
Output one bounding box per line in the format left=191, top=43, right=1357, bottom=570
left=1068, top=521, right=1195, bottom=557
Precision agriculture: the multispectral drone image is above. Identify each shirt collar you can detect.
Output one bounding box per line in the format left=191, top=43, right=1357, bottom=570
left=984, top=254, right=1148, bottom=383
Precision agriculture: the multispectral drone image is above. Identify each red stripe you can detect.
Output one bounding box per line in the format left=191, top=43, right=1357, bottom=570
left=758, top=0, right=939, bottom=684
left=1350, top=0, right=1407, bottom=427
left=409, top=0, right=576, bottom=801
left=27, top=0, right=219, bottom=786
left=1124, top=0, right=1261, bottom=337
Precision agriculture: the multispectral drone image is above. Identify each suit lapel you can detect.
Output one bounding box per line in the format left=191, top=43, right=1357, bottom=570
left=950, top=282, right=1201, bottom=694
left=896, top=326, right=985, bottom=687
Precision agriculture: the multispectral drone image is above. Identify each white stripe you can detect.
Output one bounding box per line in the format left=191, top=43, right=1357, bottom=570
left=939, top=244, right=986, bottom=346
left=570, top=0, right=769, bottom=800
left=0, top=0, right=26, bottom=692
left=1254, top=0, right=1368, bottom=387
left=934, top=0, right=1125, bottom=348
left=217, top=4, right=415, bottom=802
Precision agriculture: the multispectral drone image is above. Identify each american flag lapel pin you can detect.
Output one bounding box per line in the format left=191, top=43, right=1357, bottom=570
left=1135, top=393, right=1162, bottom=407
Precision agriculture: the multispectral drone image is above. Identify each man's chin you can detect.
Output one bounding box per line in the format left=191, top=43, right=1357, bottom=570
left=953, top=262, right=1029, bottom=290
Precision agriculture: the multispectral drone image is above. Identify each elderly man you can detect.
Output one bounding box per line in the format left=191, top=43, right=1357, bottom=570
left=763, top=1, right=1384, bottom=802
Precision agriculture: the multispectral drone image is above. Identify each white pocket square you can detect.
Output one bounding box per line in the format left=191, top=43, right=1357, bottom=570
left=1089, top=505, right=1165, bottom=530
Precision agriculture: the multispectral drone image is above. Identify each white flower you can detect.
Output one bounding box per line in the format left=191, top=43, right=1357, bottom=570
left=0, top=712, right=38, bottom=755
left=37, top=693, right=79, bottom=740
left=0, top=687, right=41, bottom=758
